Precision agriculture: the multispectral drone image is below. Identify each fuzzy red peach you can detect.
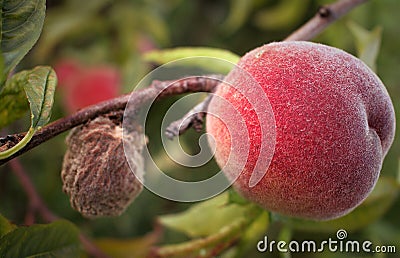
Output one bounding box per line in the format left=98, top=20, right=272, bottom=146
left=206, top=41, right=395, bottom=220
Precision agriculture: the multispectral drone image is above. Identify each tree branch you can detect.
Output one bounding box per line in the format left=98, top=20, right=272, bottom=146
left=9, top=158, right=58, bottom=224
left=0, top=75, right=223, bottom=166
left=165, top=95, right=213, bottom=139
left=285, top=0, right=368, bottom=41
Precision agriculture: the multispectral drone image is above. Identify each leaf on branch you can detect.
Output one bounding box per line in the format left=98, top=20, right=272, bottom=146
left=0, top=0, right=46, bottom=90
left=347, top=21, right=382, bottom=72
left=155, top=193, right=264, bottom=257
left=283, top=176, right=400, bottom=233
left=159, top=192, right=251, bottom=238
left=0, top=220, right=80, bottom=257
left=0, top=71, right=29, bottom=129
left=25, top=66, right=57, bottom=129
left=0, top=66, right=57, bottom=159
left=143, top=47, right=240, bottom=74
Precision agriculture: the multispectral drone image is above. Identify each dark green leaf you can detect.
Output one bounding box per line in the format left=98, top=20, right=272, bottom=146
left=284, top=176, right=400, bottom=233
left=0, top=70, right=29, bottom=129
left=0, top=220, right=80, bottom=258
left=0, top=214, right=16, bottom=237
left=0, top=0, right=46, bottom=90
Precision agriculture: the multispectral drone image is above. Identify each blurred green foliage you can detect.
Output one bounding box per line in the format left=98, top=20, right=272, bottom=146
left=0, top=0, right=399, bottom=257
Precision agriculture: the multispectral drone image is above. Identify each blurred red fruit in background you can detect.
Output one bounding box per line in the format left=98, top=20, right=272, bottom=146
left=55, top=59, right=121, bottom=113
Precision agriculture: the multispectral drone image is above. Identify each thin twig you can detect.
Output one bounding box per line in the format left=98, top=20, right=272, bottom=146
left=285, top=0, right=368, bottom=41
left=9, top=158, right=110, bottom=258
left=9, top=159, right=58, bottom=224
left=165, top=95, right=213, bottom=139
left=0, top=75, right=222, bottom=166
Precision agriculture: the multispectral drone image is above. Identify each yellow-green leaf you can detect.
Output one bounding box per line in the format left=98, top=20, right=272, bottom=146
left=143, top=47, right=240, bottom=74
left=347, top=21, right=382, bottom=72
left=0, top=0, right=46, bottom=90
left=159, top=192, right=250, bottom=238
left=221, top=0, right=254, bottom=34
left=0, top=214, right=16, bottom=237
left=25, top=66, right=57, bottom=129
left=156, top=201, right=262, bottom=258
left=231, top=211, right=269, bottom=258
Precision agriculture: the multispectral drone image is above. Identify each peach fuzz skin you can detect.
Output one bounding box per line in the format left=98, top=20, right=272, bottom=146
left=206, top=41, right=395, bottom=220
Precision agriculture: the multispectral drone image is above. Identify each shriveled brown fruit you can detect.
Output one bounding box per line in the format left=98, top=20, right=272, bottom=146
left=61, top=113, right=146, bottom=218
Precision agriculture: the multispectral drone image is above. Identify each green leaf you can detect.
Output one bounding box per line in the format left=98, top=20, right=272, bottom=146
left=227, top=188, right=251, bottom=205
left=156, top=201, right=262, bottom=258
left=0, top=66, right=57, bottom=160
left=277, top=226, right=292, bottom=258
left=0, top=214, right=16, bottom=237
left=347, top=21, right=382, bottom=72
left=159, top=192, right=252, bottom=238
left=0, top=220, right=80, bottom=258
left=143, top=47, right=240, bottom=74
left=0, top=71, right=29, bottom=129
left=221, top=0, right=254, bottom=34
left=231, top=211, right=269, bottom=258
left=24, top=66, right=57, bottom=129
left=0, top=0, right=46, bottom=90
left=284, top=176, right=400, bottom=233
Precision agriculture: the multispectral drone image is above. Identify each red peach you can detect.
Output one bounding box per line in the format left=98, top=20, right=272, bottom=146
left=55, top=59, right=121, bottom=113
left=206, top=41, right=395, bottom=220
left=54, top=59, right=82, bottom=89
left=65, top=67, right=120, bottom=112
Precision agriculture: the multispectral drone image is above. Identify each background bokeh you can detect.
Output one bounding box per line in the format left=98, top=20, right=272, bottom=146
left=0, top=0, right=399, bottom=257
